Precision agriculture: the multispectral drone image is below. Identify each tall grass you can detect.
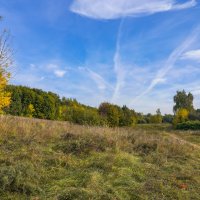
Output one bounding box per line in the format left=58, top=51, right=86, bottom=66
left=0, top=115, right=200, bottom=199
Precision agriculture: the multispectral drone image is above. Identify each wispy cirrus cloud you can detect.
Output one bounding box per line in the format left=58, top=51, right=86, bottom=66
left=181, top=49, right=200, bottom=62
left=45, top=63, right=67, bottom=78
left=131, top=26, right=200, bottom=105
left=79, top=67, right=113, bottom=90
left=70, top=0, right=197, bottom=20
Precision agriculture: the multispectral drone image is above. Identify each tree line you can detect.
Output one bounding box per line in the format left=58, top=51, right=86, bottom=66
left=3, top=85, right=169, bottom=127
left=2, top=85, right=200, bottom=128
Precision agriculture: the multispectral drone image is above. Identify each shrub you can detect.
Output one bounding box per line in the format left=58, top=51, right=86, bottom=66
left=163, top=114, right=174, bottom=123
left=176, top=121, right=200, bottom=130
left=55, top=134, right=116, bottom=155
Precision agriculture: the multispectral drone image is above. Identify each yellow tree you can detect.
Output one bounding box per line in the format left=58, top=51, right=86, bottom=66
left=26, top=104, right=35, bottom=117
left=0, top=71, right=10, bottom=112
left=173, top=108, right=189, bottom=127
left=0, top=17, right=12, bottom=113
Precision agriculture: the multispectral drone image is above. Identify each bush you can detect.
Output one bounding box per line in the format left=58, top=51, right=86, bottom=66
left=55, top=134, right=116, bottom=155
left=163, top=114, right=174, bottom=123
left=176, top=121, right=200, bottom=130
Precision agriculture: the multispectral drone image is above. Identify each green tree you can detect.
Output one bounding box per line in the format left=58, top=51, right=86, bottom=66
left=99, top=103, right=120, bottom=127
left=163, top=114, right=174, bottom=123
left=149, top=109, right=162, bottom=124
left=5, top=85, right=61, bottom=120
left=60, top=98, right=104, bottom=126
left=119, top=105, right=137, bottom=126
left=156, top=108, right=163, bottom=123
left=173, top=90, right=194, bottom=113
left=5, top=85, right=22, bottom=115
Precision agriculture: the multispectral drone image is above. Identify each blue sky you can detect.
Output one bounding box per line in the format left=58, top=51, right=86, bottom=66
left=0, top=0, right=200, bottom=114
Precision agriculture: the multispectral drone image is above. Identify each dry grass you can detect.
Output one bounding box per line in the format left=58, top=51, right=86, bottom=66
left=0, top=115, right=200, bottom=199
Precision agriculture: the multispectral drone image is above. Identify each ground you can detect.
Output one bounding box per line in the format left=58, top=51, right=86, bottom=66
left=0, top=116, right=200, bottom=199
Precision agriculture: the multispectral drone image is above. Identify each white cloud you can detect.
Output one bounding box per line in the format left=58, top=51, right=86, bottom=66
left=181, top=49, right=200, bottom=62
left=43, top=62, right=67, bottom=78
left=54, top=70, right=66, bottom=78
left=70, top=0, right=196, bottom=20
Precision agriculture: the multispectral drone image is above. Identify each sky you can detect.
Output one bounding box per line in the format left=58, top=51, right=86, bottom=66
left=0, top=0, right=200, bottom=114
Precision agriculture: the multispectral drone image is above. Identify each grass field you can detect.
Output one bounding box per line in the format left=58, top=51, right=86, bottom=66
left=0, top=116, right=200, bottom=199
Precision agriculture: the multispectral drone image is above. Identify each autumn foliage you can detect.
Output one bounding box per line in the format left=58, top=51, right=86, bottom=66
left=0, top=25, right=11, bottom=112
left=0, top=72, right=10, bottom=112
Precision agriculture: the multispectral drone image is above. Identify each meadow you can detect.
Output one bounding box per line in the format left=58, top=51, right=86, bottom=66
left=0, top=115, right=200, bottom=200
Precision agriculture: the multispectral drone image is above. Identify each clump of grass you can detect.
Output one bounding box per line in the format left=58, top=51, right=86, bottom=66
left=54, top=133, right=116, bottom=155
left=0, top=161, right=43, bottom=196
left=134, top=143, right=158, bottom=155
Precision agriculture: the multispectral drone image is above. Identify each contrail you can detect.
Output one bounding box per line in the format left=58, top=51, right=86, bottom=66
left=79, top=67, right=114, bottom=90
left=130, top=26, right=200, bottom=105
left=111, top=19, right=126, bottom=102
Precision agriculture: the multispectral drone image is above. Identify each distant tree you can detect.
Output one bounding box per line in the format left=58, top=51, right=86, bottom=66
left=26, top=104, right=35, bottom=118
left=0, top=17, right=12, bottom=113
left=136, top=113, right=147, bottom=124
left=6, top=85, right=61, bottom=120
left=163, top=114, right=174, bottom=123
left=173, top=108, right=189, bottom=126
left=119, top=105, right=137, bottom=126
left=99, top=102, right=120, bottom=127
left=156, top=109, right=163, bottom=123
left=173, top=90, right=194, bottom=114
left=188, top=109, right=200, bottom=121
left=98, top=102, right=110, bottom=117
left=59, top=98, right=104, bottom=126
left=149, top=109, right=162, bottom=124
left=156, top=109, right=161, bottom=115
left=5, top=85, right=22, bottom=115
left=107, top=106, right=120, bottom=127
